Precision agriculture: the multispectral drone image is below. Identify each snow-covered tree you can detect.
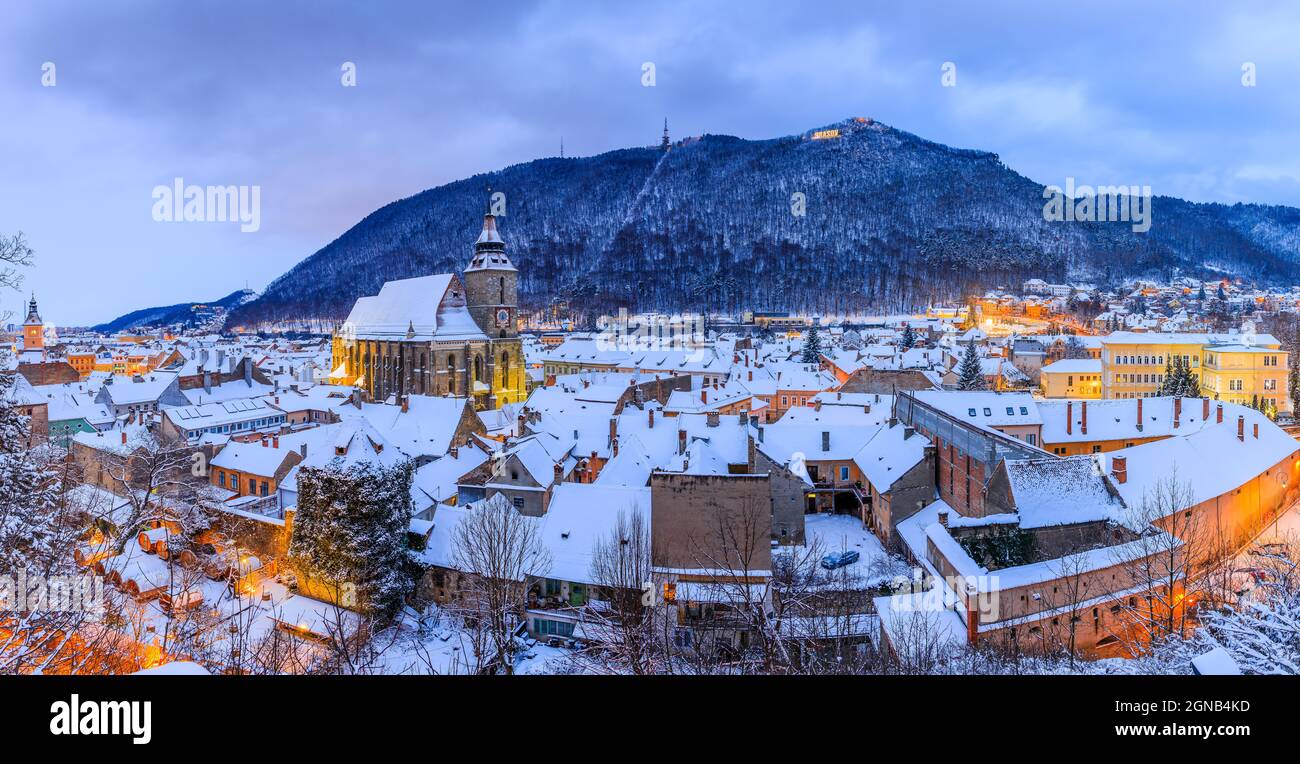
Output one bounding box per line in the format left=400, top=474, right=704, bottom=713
left=800, top=324, right=823, bottom=364
left=956, top=341, right=986, bottom=391
left=289, top=457, right=415, bottom=620
left=900, top=323, right=916, bottom=350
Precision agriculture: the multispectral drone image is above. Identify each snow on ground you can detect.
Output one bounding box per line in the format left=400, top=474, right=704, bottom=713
left=798, top=512, right=909, bottom=587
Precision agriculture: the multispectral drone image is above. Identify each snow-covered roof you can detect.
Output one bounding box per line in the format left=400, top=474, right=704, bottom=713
left=912, top=390, right=1042, bottom=428
left=1104, top=408, right=1299, bottom=513
left=854, top=423, right=930, bottom=493
left=1040, top=358, right=1102, bottom=375
left=343, top=275, right=486, bottom=342
left=1002, top=456, right=1126, bottom=529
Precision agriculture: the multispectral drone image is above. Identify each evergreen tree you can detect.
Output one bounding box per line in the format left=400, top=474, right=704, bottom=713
left=289, top=457, right=415, bottom=619
left=1158, top=358, right=1175, bottom=396
left=0, top=370, right=63, bottom=574
left=957, top=340, right=986, bottom=390
left=800, top=324, right=823, bottom=364
left=1289, top=364, right=1300, bottom=416
left=900, top=323, right=916, bottom=350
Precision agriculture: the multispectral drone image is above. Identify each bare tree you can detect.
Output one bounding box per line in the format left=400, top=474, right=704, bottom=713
left=1047, top=550, right=1097, bottom=670
left=572, top=505, right=665, bottom=674
left=450, top=493, right=551, bottom=675
left=1111, top=473, right=1200, bottom=653
left=0, top=232, right=34, bottom=322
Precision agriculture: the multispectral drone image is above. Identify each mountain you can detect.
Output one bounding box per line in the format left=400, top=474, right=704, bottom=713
left=228, top=118, right=1300, bottom=327
left=94, top=289, right=256, bottom=333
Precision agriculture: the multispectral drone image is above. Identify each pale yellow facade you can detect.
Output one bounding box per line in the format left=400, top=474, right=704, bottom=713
left=1099, top=333, right=1289, bottom=415
left=1039, top=361, right=1102, bottom=399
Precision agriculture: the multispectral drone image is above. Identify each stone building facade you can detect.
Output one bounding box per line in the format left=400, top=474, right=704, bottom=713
left=330, top=212, right=526, bottom=410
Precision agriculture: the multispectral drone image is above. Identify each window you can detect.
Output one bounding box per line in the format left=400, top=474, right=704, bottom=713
left=512, top=497, right=525, bottom=509
left=967, top=408, right=977, bottom=417
left=1265, top=379, right=1277, bottom=391
left=839, top=466, right=850, bottom=481
left=983, top=408, right=992, bottom=416
left=1006, top=407, right=1014, bottom=415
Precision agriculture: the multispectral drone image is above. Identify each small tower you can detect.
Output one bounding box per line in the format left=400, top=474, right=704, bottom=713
left=23, top=292, right=44, bottom=351
left=660, top=118, right=671, bottom=152
left=464, top=206, right=518, bottom=341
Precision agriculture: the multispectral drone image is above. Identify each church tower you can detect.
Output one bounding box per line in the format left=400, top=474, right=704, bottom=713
left=23, top=293, right=44, bottom=352
left=464, top=211, right=518, bottom=340
left=464, top=208, right=525, bottom=408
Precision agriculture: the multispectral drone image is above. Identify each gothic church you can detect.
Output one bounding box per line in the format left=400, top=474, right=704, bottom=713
left=330, top=211, right=525, bottom=409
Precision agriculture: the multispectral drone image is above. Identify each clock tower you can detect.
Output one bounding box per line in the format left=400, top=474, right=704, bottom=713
left=464, top=209, right=524, bottom=407
left=464, top=211, right=518, bottom=340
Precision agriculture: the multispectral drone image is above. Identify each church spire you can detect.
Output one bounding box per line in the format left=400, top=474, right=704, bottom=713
left=24, top=292, right=41, bottom=325
left=466, top=190, right=515, bottom=272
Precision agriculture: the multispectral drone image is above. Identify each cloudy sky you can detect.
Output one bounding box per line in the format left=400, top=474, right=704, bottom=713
left=4, top=0, right=1300, bottom=325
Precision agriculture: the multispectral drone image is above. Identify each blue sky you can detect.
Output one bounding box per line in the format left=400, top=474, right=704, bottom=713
left=4, top=0, right=1300, bottom=325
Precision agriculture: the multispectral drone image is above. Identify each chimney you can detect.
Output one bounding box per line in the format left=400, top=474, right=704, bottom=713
left=821, top=431, right=830, bottom=452
left=1217, top=403, right=1224, bottom=424
left=401, top=395, right=409, bottom=413
left=757, top=425, right=765, bottom=443
left=1066, top=401, right=1073, bottom=435
left=1081, top=401, right=1088, bottom=435
left=1204, top=397, right=1210, bottom=420
left=1253, top=422, right=1259, bottom=439
left=678, top=429, right=687, bottom=455
left=1238, top=416, right=1245, bottom=442
left=609, top=416, right=618, bottom=444
left=747, top=370, right=753, bottom=382
left=450, top=444, right=459, bottom=459
left=938, top=510, right=949, bottom=527
left=814, top=400, right=823, bottom=412
left=517, top=413, right=526, bottom=434
left=272, top=436, right=279, bottom=449
left=1136, top=398, right=1143, bottom=432
left=904, top=426, right=915, bottom=440
left=553, top=462, right=563, bottom=484
left=261, top=436, right=269, bottom=447
left=299, top=443, right=307, bottom=458
left=1112, top=455, right=1127, bottom=484
left=648, top=409, right=655, bottom=429
left=203, top=371, right=212, bottom=394
left=120, top=430, right=127, bottom=445
left=966, top=592, right=979, bottom=647
left=706, top=411, right=720, bottom=428
left=701, top=389, right=708, bottom=404
left=1174, top=397, right=1181, bottom=428
left=612, top=437, right=619, bottom=457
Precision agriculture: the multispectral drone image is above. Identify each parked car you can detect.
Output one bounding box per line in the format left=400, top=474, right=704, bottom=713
left=820, top=550, right=860, bottom=570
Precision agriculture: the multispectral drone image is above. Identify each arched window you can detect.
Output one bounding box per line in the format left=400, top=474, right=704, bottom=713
left=499, top=277, right=505, bottom=304
left=447, top=354, right=456, bottom=394
left=474, top=355, right=483, bottom=383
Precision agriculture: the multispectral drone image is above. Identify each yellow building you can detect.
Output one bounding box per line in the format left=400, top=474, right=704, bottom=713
left=1099, top=328, right=1289, bottom=415
left=1039, top=358, right=1102, bottom=399
left=330, top=211, right=527, bottom=409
